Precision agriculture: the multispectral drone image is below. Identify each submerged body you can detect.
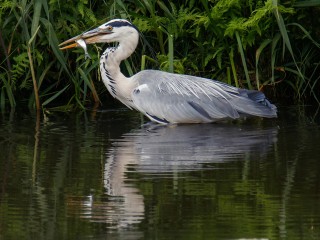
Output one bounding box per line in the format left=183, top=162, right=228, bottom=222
left=60, top=19, right=277, bottom=124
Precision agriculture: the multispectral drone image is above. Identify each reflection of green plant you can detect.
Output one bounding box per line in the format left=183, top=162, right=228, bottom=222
left=1, top=108, right=320, bottom=239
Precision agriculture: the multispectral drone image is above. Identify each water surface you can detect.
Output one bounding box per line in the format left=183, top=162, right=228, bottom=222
left=0, top=106, right=320, bottom=239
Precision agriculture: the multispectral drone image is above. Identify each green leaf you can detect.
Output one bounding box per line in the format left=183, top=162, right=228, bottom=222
left=235, top=31, right=252, bottom=89
left=0, top=74, right=16, bottom=108
left=78, top=68, right=94, bottom=93
left=256, top=39, right=272, bottom=89
left=272, top=0, right=304, bottom=81
left=42, top=85, right=70, bottom=107
left=287, top=23, right=320, bottom=48
left=271, top=33, right=281, bottom=83
left=294, top=0, right=320, bottom=7
left=31, top=0, right=42, bottom=44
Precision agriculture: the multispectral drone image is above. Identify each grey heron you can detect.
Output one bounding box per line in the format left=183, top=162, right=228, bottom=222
left=59, top=19, right=277, bottom=124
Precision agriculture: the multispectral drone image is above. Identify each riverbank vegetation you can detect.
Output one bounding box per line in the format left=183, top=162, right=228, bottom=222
left=0, top=0, right=320, bottom=110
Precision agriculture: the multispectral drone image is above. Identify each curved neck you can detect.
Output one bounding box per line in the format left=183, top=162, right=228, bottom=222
left=100, top=34, right=139, bottom=79
left=99, top=34, right=139, bottom=103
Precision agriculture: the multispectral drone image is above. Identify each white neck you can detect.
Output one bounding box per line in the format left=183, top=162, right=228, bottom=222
left=99, top=33, right=139, bottom=106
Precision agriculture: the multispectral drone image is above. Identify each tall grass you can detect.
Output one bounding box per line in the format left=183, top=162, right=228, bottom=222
left=0, top=0, right=100, bottom=110
left=0, top=0, right=320, bottom=110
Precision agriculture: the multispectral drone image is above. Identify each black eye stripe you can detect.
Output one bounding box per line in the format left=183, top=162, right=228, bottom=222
left=105, top=20, right=138, bottom=32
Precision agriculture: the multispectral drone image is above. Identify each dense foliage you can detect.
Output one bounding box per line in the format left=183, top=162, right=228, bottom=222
left=0, top=0, right=320, bottom=110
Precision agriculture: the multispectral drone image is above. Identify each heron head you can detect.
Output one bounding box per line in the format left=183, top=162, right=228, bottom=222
left=59, top=19, right=139, bottom=50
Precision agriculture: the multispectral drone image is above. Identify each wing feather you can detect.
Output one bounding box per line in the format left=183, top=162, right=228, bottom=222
left=130, top=70, right=276, bottom=123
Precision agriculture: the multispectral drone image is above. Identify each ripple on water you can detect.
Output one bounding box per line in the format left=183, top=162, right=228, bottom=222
left=1, top=108, right=320, bottom=239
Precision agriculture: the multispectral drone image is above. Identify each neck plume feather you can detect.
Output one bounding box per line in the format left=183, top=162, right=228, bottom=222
left=99, top=30, right=139, bottom=104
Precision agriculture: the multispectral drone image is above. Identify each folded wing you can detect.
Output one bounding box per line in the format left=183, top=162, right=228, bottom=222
left=131, top=70, right=277, bottom=124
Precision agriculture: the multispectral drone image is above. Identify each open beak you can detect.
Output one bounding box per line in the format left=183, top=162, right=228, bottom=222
left=59, top=27, right=111, bottom=50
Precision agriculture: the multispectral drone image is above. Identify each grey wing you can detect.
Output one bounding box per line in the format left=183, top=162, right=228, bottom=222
left=131, top=70, right=277, bottom=124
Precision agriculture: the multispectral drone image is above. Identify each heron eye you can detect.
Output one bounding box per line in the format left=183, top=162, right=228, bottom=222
left=106, top=25, right=113, bottom=31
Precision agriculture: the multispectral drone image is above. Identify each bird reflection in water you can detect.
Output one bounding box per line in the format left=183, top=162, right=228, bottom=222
left=80, top=123, right=278, bottom=229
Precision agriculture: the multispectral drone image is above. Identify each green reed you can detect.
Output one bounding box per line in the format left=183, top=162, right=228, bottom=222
left=1, top=0, right=320, bottom=110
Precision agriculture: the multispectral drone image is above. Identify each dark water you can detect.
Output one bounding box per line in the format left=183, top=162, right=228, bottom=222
left=0, top=106, right=320, bottom=240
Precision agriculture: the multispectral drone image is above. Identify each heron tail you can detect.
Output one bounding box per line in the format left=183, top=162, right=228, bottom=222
left=235, top=89, right=277, bottom=118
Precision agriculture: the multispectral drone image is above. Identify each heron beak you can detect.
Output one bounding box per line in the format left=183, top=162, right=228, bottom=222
left=59, top=28, right=111, bottom=50
left=59, top=37, right=78, bottom=50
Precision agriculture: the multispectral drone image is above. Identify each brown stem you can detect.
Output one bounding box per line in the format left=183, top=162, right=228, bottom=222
left=27, top=45, right=40, bottom=110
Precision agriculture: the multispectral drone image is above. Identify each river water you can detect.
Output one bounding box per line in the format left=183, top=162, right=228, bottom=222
left=0, top=106, right=320, bottom=239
